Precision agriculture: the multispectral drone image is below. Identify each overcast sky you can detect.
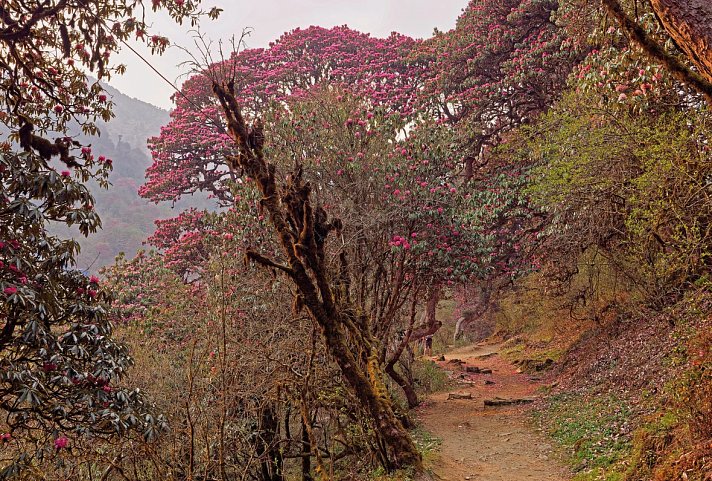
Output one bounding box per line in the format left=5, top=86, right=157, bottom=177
left=109, top=0, right=467, bottom=109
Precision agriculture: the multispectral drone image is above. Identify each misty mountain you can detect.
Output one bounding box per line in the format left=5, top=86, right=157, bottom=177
left=57, top=83, right=209, bottom=272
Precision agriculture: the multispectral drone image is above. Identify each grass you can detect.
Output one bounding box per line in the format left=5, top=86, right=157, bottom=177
left=535, top=392, right=633, bottom=480
left=412, top=358, right=452, bottom=395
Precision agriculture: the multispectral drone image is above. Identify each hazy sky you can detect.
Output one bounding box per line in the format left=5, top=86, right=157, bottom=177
left=110, top=0, right=467, bottom=109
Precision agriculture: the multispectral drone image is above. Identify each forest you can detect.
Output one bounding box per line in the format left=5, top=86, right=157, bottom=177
left=0, top=0, right=710, bottom=480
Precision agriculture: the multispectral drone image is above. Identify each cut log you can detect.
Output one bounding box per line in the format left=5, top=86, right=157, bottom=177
left=465, top=366, right=492, bottom=374
left=484, top=397, right=535, bottom=406
left=476, top=352, right=498, bottom=359
left=447, top=392, right=473, bottom=400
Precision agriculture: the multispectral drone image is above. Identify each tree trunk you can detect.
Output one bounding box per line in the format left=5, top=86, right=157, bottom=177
left=321, top=323, right=422, bottom=469
left=301, top=417, right=313, bottom=481
left=211, top=81, right=422, bottom=472
left=385, top=363, right=419, bottom=409
left=650, top=0, right=712, bottom=83
left=256, top=405, right=284, bottom=481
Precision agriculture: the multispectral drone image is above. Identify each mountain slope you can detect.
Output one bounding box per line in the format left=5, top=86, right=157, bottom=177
left=59, top=83, right=208, bottom=271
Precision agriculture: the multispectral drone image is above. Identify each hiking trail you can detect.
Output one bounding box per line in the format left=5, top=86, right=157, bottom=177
left=416, top=344, right=570, bottom=481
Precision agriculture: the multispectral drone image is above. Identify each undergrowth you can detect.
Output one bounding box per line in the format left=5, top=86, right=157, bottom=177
left=536, top=392, right=633, bottom=480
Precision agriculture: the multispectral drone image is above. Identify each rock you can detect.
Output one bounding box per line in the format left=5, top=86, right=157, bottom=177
left=447, top=392, right=473, bottom=400
left=448, top=358, right=464, bottom=364
left=437, top=354, right=445, bottom=361
left=483, top=396, right=535, bottom=406
left=484, top=379, right=496, bottom=385
left=480, top=368, right=493, bottom=374
left=513, top=358, right=555, bottom=372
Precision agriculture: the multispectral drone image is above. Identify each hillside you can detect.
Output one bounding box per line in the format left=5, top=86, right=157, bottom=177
left=56, top=82, right=209, bottom=271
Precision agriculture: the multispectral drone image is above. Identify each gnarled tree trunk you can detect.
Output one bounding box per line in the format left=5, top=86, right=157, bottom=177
left=211, top=81, right=422, bottom=472
left=601, top=0, right=712, bottom=103
left=650, top=0, right=712, bottom=83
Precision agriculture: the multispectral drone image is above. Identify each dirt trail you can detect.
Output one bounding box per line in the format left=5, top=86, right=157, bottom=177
left=416, top=344, right=570, bottom=481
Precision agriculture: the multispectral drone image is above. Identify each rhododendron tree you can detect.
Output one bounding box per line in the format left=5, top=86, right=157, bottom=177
left=0, top=147, right=169, bottom=478
left=415, top=0, right=585, bottom=180
left=141, top=26, right=425, bottom=206
left=0, top=0, right=212, bottom=476
left=129, top=13, right=585, bottom=471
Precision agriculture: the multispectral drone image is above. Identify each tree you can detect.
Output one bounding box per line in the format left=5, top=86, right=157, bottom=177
left=526, top=85, right=712, bottom=308
left=0, top=0, right=210, bottom=476
left=415, top=0, right=585, bottom=181
left=139, top=17, right=546, bottom=410
left=141, top=26, right=425, bottom=207
left=210, top=80, right=424, bottom=471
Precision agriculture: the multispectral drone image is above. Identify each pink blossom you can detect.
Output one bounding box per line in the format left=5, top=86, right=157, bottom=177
left=54, top=436, right=69, bottom=450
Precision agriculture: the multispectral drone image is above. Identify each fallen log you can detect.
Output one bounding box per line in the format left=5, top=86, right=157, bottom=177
left=447, top=392, right=473, bottom=400
left=484, top=397, right=535, bottom=406
left=465, top=366, right=493, bottom=374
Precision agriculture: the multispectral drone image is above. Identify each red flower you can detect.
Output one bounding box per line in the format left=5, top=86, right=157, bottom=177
left=4, top=286, right=17, bottom=295
left=54, top=436, right=69, bottom=450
